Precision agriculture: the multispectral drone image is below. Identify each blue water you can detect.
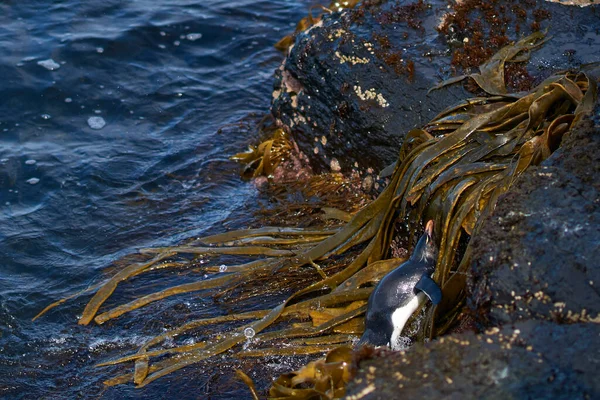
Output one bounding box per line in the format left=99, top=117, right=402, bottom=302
left=0, top=1, right=315, bottom=398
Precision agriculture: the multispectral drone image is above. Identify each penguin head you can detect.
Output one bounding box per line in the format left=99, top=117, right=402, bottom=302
left=411, top=220, right=438, bottom=270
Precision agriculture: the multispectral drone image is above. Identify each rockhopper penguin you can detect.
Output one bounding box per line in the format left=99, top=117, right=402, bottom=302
left=359, top=220, right=441, bottom=350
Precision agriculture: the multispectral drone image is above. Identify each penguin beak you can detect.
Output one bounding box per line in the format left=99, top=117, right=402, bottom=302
left=425, top=220, right=434, bottom=240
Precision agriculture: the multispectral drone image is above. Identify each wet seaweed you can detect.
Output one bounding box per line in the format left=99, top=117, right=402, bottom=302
left=231, top=128, right=291, bottom=178
left=35, top=34, right=597, bottom=394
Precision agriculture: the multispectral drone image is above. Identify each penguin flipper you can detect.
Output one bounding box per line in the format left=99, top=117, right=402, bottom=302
left=415, top=276, right=442, bottom=305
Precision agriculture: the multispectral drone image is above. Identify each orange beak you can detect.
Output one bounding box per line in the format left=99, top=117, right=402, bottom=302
left=425, top=220, right=434, bottom=238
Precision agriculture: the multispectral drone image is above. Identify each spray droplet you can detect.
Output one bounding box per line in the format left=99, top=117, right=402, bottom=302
left=243, top=327, right=255, bottom=339
left=186, top=33, right=203, bottom=41
left=87, top=116, right=106, bottom=130
left=219, top=264, right=227, bottom=272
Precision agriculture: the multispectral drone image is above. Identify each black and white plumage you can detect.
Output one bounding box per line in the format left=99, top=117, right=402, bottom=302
left=359, top=220, right=441, bottom=350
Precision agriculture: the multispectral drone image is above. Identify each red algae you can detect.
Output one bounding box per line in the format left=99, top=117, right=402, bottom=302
left=438, top=0, right=552, bottom=91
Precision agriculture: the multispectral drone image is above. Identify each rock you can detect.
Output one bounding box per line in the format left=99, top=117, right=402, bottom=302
left=271, top=0, right=600, bottom=173
left=468, top=113, right=600, bottom=327
left=347, top=321, right=600, bottom=399
left=272, top=0, right=469, bottom=173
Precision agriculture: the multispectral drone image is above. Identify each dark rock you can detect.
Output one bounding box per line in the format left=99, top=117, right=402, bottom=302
left=468, top=116, right=600, bottom=327
left=347, top=321, right=600, bottom=399
left=271, top=0, right=600, bottom=173
left=272, top=0, right=469, bottom=173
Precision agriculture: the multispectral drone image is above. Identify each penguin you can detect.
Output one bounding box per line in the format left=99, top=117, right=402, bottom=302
left=359, top=220, right=442, bottom=350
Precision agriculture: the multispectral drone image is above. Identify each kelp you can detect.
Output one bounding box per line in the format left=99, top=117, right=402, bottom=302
left=268, top=346, right=356, bottom=399
left=35, top=34, right=597, bottom=394
left=231, top=128, right=291, bottom=178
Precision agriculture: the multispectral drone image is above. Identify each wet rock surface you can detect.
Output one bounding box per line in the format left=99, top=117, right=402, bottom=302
left=272, top=0, right=600, bottom=173
left=347, top=321, right=600, bottom=399
left=469, top=116, right=600, bottom=327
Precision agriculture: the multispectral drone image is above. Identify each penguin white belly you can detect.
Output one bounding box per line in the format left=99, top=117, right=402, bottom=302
left=389, top=292, right=425, bottom=350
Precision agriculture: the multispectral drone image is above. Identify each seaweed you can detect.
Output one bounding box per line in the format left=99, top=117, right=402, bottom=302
left=429, top=31, right=549, bottom=96
left=35, top=35, right=597, bottom=394
left=231, top=128, right=291, bottom=178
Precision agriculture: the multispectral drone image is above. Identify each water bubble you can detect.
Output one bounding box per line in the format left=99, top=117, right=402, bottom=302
left=158, top=44, right=166, bottom=49
left=65, top=98, right=72, bottom=103
left=96, top=47, right=104, bottom=53
left=94, top=109, right=102, bottom=114
left=243, top=327, right=255, bottom=339
left=87, top=116, right=106, bottom=130
left=186, top=33, right=203, bottom=41
left=26, top=177, right=40, bottom=185
left=25, top=159, right=36, bottom=165
left=41, top=114, right=51, bottom=120
left=37, top=59, right=60, bottom=70
left=219, top=264, right=227, bottom=272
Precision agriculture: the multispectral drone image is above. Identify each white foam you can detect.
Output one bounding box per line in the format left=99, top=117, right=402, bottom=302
left=87, top=116, right=106, bottom=130
left=26, top=177, right=40, bottom=185
left=37, top=59, right=60, bottom=70
left=186, top=33, right=203, bottom=41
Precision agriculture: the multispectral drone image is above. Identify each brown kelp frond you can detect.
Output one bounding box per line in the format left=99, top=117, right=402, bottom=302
left=429, top=31, right=548, bottom=96
left=231, top=128, right=291, bottom=178
left=268, top=346, right=357, bottom=399
left=236, top=369, right=260, bottom=400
